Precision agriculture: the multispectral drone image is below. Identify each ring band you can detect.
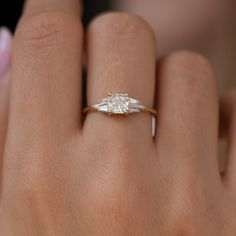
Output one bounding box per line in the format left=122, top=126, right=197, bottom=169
left=83, top=93, right=157, bottom=138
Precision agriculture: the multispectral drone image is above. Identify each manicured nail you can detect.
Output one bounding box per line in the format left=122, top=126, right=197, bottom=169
left=0, top=27, right=12, bottom=77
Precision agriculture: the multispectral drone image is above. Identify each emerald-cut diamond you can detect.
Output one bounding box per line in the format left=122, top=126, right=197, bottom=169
left=107, top=93, right=129, bottom=114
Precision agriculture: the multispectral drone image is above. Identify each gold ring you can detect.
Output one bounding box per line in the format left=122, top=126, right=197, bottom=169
left=83, top=93, right=157, bottom=138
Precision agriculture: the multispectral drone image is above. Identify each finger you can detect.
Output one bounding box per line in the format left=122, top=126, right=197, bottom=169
left=220, top=89, right=236, bottom=185
left=84, top=13, right=156, bottom=150
left=0, top=27, right=11, bottom=158
left=156, top=51, right=220, bottom=178
left=6, top=1, right=83, bottom=153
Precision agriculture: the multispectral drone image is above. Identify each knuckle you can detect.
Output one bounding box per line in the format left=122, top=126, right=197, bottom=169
left=86, top=172, right=152, bottom=233
left=89, top=12, right=155, bottom=40
left=166, top=187, right=221, bottom=235
left=166, top=50, right=215, bottom=87
left=16, top=11, right=82, bottom=49
left=5, top=151, right=60, bottom=199
left=13, top=159, right=49, bottom=195
left=3, top=162, right=61, bottom=224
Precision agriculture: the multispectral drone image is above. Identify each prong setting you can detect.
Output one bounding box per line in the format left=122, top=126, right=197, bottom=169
left=94, top=93, right=145, bottom=115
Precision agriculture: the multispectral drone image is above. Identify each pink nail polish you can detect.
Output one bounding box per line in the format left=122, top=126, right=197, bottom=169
left=0, top=27, right=12, bottom=77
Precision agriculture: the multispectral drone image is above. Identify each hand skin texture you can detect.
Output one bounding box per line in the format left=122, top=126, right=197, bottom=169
left=0, top=1, right=236, bottom=235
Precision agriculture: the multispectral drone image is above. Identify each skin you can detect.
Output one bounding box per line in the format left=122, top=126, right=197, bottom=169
left=0, top=0, right=236, bottom=235
left=114, top=0, right=236, bottom=90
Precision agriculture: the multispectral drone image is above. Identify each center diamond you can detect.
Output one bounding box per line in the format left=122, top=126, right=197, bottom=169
left=107, top=94, right=130, bottom=114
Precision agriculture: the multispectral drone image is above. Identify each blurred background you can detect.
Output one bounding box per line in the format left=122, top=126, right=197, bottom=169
left=0, top=0, right=111, bottom=30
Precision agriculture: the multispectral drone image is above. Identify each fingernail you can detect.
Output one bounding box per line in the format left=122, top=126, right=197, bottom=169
left=0, top=27, right=12, bottom=77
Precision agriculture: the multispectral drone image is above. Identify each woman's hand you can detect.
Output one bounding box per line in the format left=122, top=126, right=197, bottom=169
left=0, top=0, right=236, bottom=235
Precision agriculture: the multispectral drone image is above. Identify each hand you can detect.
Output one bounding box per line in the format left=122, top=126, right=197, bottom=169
left=0, top=1, right=236, bottom=235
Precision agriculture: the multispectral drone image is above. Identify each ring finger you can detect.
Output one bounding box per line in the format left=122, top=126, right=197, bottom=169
left=84, top=13, right=156, bottom=152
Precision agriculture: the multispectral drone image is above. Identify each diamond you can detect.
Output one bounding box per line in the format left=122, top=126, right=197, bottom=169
left=107, top=93, right=130, bottom=114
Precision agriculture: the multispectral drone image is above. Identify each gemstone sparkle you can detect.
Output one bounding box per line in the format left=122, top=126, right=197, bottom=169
left=107, top=93, right=130, bottom=114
